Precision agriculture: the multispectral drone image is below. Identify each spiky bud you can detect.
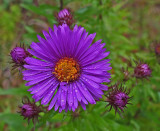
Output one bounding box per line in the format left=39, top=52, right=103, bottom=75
left=106, top=84, right=131, bottom=114
left=10, top=45, right=31, bottom=71
left=155, top=43, right=160, bottom=56
left=18, top=96, right=42, bottom=124
left=122, top=67, right=130, bottom=81
left=134, top=63, right=151, bottom=78
left=10, top=47, right=27, bottom=64
left=55, top=9, right=74, bottom=27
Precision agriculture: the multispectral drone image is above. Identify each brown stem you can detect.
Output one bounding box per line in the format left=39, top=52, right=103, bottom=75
left=99, top=0, right=102, bottom=20
left=60, top=0, right=63, bottom=10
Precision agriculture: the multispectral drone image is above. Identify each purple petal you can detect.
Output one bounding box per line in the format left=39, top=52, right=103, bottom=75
left=25, top=74, right=53, bottom=86
left=25, top=57, right=54, bottom=66
left=48, top=87, right=60, bottom=110
left=77, top=81, right=96, bottom=104
left=24, top=65, right=52, bottom=71
left=23, top=71, right=52, bottom=81
left=41, top=83, right=59, bottom=105
left=80, top=101, right=86, bottom=110
left=67, top=84, right=73, bottom=107
left=23, top=70, right=42, bottom=77
left=61, top=88, right=67, bottom=109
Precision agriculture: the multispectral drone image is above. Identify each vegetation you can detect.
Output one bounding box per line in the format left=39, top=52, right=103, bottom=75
left=0, top=0, right=160, bottom=130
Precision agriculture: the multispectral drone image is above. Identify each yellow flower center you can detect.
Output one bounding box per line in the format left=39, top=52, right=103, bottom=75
left=53, top=57, right=80, bottom=82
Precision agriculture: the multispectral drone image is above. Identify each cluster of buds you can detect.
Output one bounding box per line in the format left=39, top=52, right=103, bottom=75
left=121, top=60, right=152, bottom=81
left=108, top=60, right=152, bottom=115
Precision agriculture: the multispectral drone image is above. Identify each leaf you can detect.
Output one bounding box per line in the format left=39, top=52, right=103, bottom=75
left=130, top=120, right=140, bottom=131
left=21, top=4, right=58, bottom=17
left=0, top=86, right=30, bottom=96
left=0, top=113, right=31, bottom=131
left=39, top=109, right=58, bottom=123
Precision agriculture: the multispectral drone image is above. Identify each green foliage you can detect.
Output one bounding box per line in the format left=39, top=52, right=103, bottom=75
left=0, top=85, right=30, bottom=96
left=0, top=5, right=21, bottom=43
left=0, top=4, right=21, bottom=67
left=0, top=0, right=160, bottom=131
left=0, top=113, right=33, bottom=131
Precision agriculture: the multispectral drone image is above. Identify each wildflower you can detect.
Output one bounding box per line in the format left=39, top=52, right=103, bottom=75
left=134, top=62, right=151, bottom=78
left=106, top=84, right=131, bottom=114
left=18, top=96, right=42, bottom=124
left=10, top=45, right=31, bottom=71
left=151, top=41, right=160, bottom=63
left=155, top=43, right=160, bottom=56
left=22, top=24, right=112, bottom=112
left=55, top=9, right=74, bottom=27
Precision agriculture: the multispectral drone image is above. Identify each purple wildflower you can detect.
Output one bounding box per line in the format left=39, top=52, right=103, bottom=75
left=18, top=96, right=42, bottom=124
left=106, top=84, right=131, bottom=114
left=55, top=9, right=74, bottom=27
left=134, top=63, right=151, bottom=78
left=22, top=24, right=112, bottom=112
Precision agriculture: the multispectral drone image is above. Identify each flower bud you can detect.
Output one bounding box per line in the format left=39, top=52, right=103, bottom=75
left=18, top=96, right=42, bottom=124
left=134, top=63, right=151, bottom=78
left=106, top=84, right=131, bottom=114
left=10, top=47, right=27, bottom=64
left=10, top=45, right=31, bottom=71
left=55, top=9, right=74, bottom=27
left=155, top=43, right=160, bottom=56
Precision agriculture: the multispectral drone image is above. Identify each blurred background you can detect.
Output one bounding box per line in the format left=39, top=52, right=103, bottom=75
left=0, top=0, right=160, bottom=130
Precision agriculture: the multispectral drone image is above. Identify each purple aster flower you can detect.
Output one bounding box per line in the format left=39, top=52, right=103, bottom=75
left=106, top=84, right=131, bottom=114
left=18, top=96, right=42, bottom=124
left=10, top=45, right=31, bottom=71
left=134, top=63, right=152, bottom=78
left=22, top=24, right=112, bottom=112
left=55, top=9, right=74, bottom=27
